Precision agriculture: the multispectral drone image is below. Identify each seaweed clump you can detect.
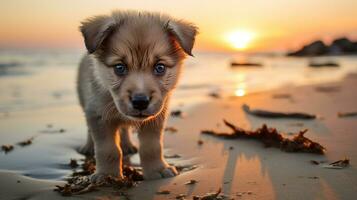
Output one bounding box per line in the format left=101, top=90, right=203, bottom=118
left=193, top=188, right=229, bottom=200
left=1, top=145, right=14, bottom=153
left=201, top=120, right=325, bottom=154
left=323, top=158, right=350, bottom=169
left=54, top=156, right=143, bottom=196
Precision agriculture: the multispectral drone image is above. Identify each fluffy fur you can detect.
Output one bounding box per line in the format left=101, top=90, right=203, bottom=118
left=77, top=10, right=197, bottom=181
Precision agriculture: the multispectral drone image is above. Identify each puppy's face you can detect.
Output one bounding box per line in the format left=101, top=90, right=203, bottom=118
left=96, top=23, right=183, bottom=121
left=80, top=12, right=197, bottom=121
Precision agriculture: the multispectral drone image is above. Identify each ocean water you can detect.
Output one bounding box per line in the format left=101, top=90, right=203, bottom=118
left=0, top=49, right=357, bottom=180
left=0, top=49, right=357, bottom=113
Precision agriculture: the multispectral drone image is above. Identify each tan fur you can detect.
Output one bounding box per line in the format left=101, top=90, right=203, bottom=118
left=77, top=10, right=197, bottom=181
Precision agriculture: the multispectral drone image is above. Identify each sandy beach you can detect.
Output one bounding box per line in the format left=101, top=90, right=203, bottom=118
left=1, top=71, right=356, bottom=199
left=1, top=0, right=357, bottom=199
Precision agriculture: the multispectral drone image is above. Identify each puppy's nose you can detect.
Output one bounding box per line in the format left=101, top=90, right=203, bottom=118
left=131, top=93, right=150, bottom=111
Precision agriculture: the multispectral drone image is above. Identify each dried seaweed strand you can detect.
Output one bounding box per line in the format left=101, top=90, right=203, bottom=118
left=338, top=112, right=357, bottom=117
left=243, top=104, right=316, bottom=119
left=201, top=119, right=325, bottom=154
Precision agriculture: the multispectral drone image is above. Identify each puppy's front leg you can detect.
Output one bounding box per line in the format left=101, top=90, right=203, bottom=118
left=120, top=127, right=138, bottom=155
left=86, top=115, right=123, bottom=182
left=79, top=131, right=94, bottom=156
left=138, top=118, right=178, bottom=180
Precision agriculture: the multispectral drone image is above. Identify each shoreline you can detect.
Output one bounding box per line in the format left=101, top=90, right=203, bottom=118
left=1, top=74, right=357, bottom=199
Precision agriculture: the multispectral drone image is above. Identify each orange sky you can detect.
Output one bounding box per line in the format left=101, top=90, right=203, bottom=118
left=1, top=0, right=357, bottom=52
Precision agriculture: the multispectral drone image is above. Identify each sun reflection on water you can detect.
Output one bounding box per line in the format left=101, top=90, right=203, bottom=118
left=234, top=74, right=247, bottom=97
left=235, top=88, right=246, bottom=96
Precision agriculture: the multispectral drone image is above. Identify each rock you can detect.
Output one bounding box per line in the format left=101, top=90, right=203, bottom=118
left=309, top=61, right=339, bottom=67
left=230, top=62, right=262, bottom=67
left=288, top=40, right=328, bottom=56
left=330, top=37, right=357, bottom=55
left=287, top=37, right=357, bottom=56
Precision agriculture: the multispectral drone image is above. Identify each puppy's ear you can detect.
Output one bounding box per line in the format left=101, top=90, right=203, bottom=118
left=80, top=15, right=117, bottom=53
left=166, top=20, right=198, bottom=56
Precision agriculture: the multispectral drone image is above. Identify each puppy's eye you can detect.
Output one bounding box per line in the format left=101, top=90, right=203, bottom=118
left=153, top=63, right=166, bottom=76
left=114, top=64, right=128, bottom=76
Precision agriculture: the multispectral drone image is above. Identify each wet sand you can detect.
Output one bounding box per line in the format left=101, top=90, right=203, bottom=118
left=1, top=74, right=357, bottom=199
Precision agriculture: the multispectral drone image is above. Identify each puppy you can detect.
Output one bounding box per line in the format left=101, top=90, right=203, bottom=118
left=77, top=10, right=197, bottom=181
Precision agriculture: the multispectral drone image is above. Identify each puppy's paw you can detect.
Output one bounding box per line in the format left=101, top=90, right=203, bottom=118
left=78, top=143, right=94, bottom=156
left=90, top=173, right=123, bottom=184
left=144, top=165, right=178, bottom=180
left=161, top=165, right=178, bottom=177
left=90, top=173, right=107, bottom=183
left=121, top=143, right=138, bottom=156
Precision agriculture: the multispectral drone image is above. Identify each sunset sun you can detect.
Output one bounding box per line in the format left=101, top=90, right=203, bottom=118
left=226, top=30, right=255, bottom=50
